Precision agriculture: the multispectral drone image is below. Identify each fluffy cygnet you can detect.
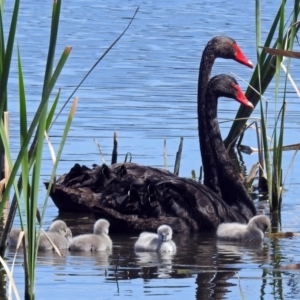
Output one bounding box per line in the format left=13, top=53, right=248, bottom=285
left=48, top=220, right=69, bottom=235
left=68, top=219, right=112, bottom=251
left=8, top=220, right=71, bottom=250
left=134, top=224, right=176, bottom=252
left=216, top=215, right=271, bottom=242
left=8, top=228, right=24, bottom=247
left=38, top=227, right=72, bottom=250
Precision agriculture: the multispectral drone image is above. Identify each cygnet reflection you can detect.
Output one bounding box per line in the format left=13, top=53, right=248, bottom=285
left=68, top=249, right=111, bottom=267
left=69, top=218, right=112, bottom=251
left=217, top=240, right=270, bottom=266
left=134, top=224, right=176, bottom=252
left=135, top=251, right=175, bottom=278
left=216, top=215, right=270, bottom=242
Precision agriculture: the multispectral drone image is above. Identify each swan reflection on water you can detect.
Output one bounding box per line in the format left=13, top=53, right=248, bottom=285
left=36, top=249, right=69, bottom=266
left=68, top=250, right=112, bottom=267
left=135, top=251, right=176, bottom=279
left=216, top=240, right=270, bottom=265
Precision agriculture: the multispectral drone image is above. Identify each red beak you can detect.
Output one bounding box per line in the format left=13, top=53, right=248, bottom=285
left=233, top=44, right=253, bottom=69
left=233, top=84, right=254, bottom=109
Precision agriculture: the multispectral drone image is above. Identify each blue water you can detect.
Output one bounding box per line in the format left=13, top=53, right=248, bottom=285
left=2, top=0, right=300, bottom=299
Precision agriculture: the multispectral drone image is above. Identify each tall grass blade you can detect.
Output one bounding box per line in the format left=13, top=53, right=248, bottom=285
left=224, top=1, right=300, bottom=147
left=0, top=0, right=20, bottom=204
left=44, top=0, right=61, bottom=87
left=111, top=132, right=117, bottom=164
left=0, top=120, right=21, bottom=212
left=1, top=47, right=71, bottom=206
left=262, top=47, right=300, bottom=58
left=44, top=132, right=56, bottom=167
left=0, top=0, right=19, bottom=115
left=224, top=0, right=300, bottom=213
left=93, top=139, right=106, bottom=164
left=174, top=137, right=183, bottom=176
left=191, top=170, right=196, bottom=180
left=17, top=46, right=27, bottom=233
left=0, top=256, right=21, bottom=300
left=124, top=152, right=132, bottom=163
left=42, top=98, right=78, bottom=223
left=46, top=89, right=60, bottom=131
left=163, top=138, right=168, bottom=170
left=276, top=101, right=286, bottom=208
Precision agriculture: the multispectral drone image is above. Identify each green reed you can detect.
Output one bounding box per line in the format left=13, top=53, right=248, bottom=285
left=257, top=0, right=299, bottom=212
left=0, top=2, right=139, bottom=298
left=0, top=1, right=74, bottom=298
left=225, top=0, right=300, bottom=212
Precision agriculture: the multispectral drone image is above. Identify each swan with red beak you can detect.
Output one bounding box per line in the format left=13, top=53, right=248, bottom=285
left=233, top=83, right=254, bottom=109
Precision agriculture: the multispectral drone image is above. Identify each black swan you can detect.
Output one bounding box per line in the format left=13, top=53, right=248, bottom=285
left=46, top=73, right=256, bottom=233
left=205, top=75, right=256, bottom=218
left=198, top=36, right=253, bottom=196
left=134, top=224, right=176, bottom=252
left=216, top=215, right=270, bottom=242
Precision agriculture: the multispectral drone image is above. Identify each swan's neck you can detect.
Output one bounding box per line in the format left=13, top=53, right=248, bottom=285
left=198, top=49, right=215, bottom=113
left=205, top=90, right=256, bottom=219
left=197, top=47, right=221, bottom=195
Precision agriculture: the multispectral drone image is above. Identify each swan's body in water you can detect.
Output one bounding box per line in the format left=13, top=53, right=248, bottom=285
left=216, top=215, right=270, bottom=242
left=38, top=220, right=72, bottom=250
left=46, top=37, right=256, bottom=234
left=69, top=219, right=112, bottom=251
left=38, top=227, right=72, bottom=250
left=8, top=220, right=72, bottom=250
left=135, top=225, right=176, bottom=253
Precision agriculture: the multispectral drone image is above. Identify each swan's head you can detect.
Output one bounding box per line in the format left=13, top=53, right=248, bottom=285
left=49, top=220, right=68, bottom=236
left=94, top=219, right=110, bottom=235
left=157, top=225, right=173, bottom=242
left=208, top=36, right=253, bottom=69
left=207, top=75, right=254, bottom=109
left=248, top=215, right=270, bottom=234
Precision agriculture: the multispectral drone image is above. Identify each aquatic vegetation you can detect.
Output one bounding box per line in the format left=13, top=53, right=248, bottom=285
left=0, top=1, right=138, bottom=299
left=225, top=0, right=300, bottom=213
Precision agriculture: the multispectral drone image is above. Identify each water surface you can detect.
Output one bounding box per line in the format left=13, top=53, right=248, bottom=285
left=2, top=0, right=300, bottom=299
